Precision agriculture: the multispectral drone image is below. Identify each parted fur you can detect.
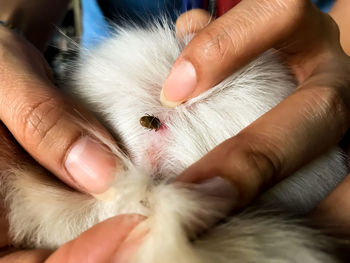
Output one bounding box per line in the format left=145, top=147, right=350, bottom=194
left=0, top=21, right=348, bottom=262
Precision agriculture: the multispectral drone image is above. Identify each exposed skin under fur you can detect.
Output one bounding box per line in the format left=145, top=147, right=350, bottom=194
left=0, top=21, right=349, bottom=262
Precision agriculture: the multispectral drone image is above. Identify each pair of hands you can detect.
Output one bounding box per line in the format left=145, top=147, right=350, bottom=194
left=1, top=0, right=350, bottom=262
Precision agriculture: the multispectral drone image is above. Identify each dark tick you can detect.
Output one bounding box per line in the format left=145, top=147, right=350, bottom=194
left=140, top=114, right=162, bottom=131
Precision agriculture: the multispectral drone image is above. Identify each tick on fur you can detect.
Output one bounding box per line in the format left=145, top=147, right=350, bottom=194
left=140, top=114, right=162, bottom=131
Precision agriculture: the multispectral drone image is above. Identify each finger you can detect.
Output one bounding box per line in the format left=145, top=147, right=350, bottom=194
left=0, top=27, right=118, bottom=194
left=177, top=75, right=350, bottom=209
left=175, top=9, right=212, bottom=39
left=46, top=214, right=145, bottom=263
left=0, top=249, right=51, bottom=263
left=311, top=174, right=350, bottom=230
left=161, top=0, right=331, bottom=107
left=330, top=0, right=350, bottom=55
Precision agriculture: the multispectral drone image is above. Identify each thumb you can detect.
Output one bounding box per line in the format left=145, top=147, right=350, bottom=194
left=0, top=27, right=118, bottom=194
left=160, top=0, right=322, bottom=107
left=46, top=214, right=145, bottom=263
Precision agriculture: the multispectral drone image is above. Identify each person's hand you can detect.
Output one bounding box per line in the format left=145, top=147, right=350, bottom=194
left=166, top=1, right=350, bottom=224
left=0, top=25, right=119, bottom=195
left=0, top=112, right=143, bottom=262
left=0, top=23, right=132, bottom=260
left=0, top=213, right=144, bottom=262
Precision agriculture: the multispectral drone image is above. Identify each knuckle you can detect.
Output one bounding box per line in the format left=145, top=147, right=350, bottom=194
left=266, top=0, right=311, bottom=34
left=305, top=86, right=348, bottom=129
left=259, top=0, right=309, bottom=21
left=19, top=97, right=66, bottom=150
left=221, top=134, right=284, bottom=198
left=273, top=0, right=310, bottom=15
left=198, top=25, right=235, bottom=62
left=244, top=137, right=283, bottom=184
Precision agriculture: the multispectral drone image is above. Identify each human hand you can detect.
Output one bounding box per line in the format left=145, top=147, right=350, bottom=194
left=0, top=25, right=119, bottom=195
left=0, top=115, right=142, bottom=262
left=0, top=213, right=144, bottom=262
left=167, top=0, right=350, bottom=221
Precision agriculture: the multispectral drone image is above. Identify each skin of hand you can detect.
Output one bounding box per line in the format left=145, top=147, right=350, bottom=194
left=0, top=122, right=144, bottom=262
left=0, top=214, right=144, bottom=263
left=2, top=0, right=350, bottom=261
left=330, top=0, right=350, bottom=55
left=0, top=24, right=119, bottom=196
left=0, top=0, right=71, bottom=51
left=0, top=0, right=134, bottom=260
left=168, top=0, right=350, bottom=226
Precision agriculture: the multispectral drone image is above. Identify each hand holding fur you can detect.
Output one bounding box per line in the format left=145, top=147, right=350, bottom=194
left=0, top=21, right=348, bottom=262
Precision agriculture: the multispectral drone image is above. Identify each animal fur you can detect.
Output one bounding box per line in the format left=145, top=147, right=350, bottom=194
left=0, top=21, right=348, bottom=262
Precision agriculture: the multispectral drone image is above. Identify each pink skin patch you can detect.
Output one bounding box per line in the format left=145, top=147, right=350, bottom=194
left=141, top=119, right=169, bottom=174
left=156, top=123, right=167, bottom=132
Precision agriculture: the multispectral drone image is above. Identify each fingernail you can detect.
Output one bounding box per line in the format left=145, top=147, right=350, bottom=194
left=196, top=177, right=238, bottom=208
left=160, top=60, right=197, bottom=107
left=113, top=221, right=149, bottom=263
left=65, top=136, right=117, bottom=194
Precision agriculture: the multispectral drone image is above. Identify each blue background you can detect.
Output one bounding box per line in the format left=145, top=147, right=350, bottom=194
left=81, top=0, right=335, bottom=48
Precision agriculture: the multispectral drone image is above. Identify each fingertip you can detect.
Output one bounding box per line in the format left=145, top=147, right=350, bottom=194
left=160, top=87, right=182, bottom=108
left=120, top=214, right=147, bottom=226
left=161, top=59, right=197, bottom=107
left=47, top=214, right=146, bottom=263
left=64, top=136, right=119, bottom=194
left=112, top=219, right=149, bottom=263
left=176, top=9, right=212, bottom=39
left=161, top=10, right=214, bottom=108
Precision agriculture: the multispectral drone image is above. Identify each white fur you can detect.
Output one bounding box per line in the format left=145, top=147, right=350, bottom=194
left=0, top=21, right=347, bottom=262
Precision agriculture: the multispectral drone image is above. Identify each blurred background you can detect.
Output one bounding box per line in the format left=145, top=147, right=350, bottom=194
left=46, top=0, right=335, bottom=78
